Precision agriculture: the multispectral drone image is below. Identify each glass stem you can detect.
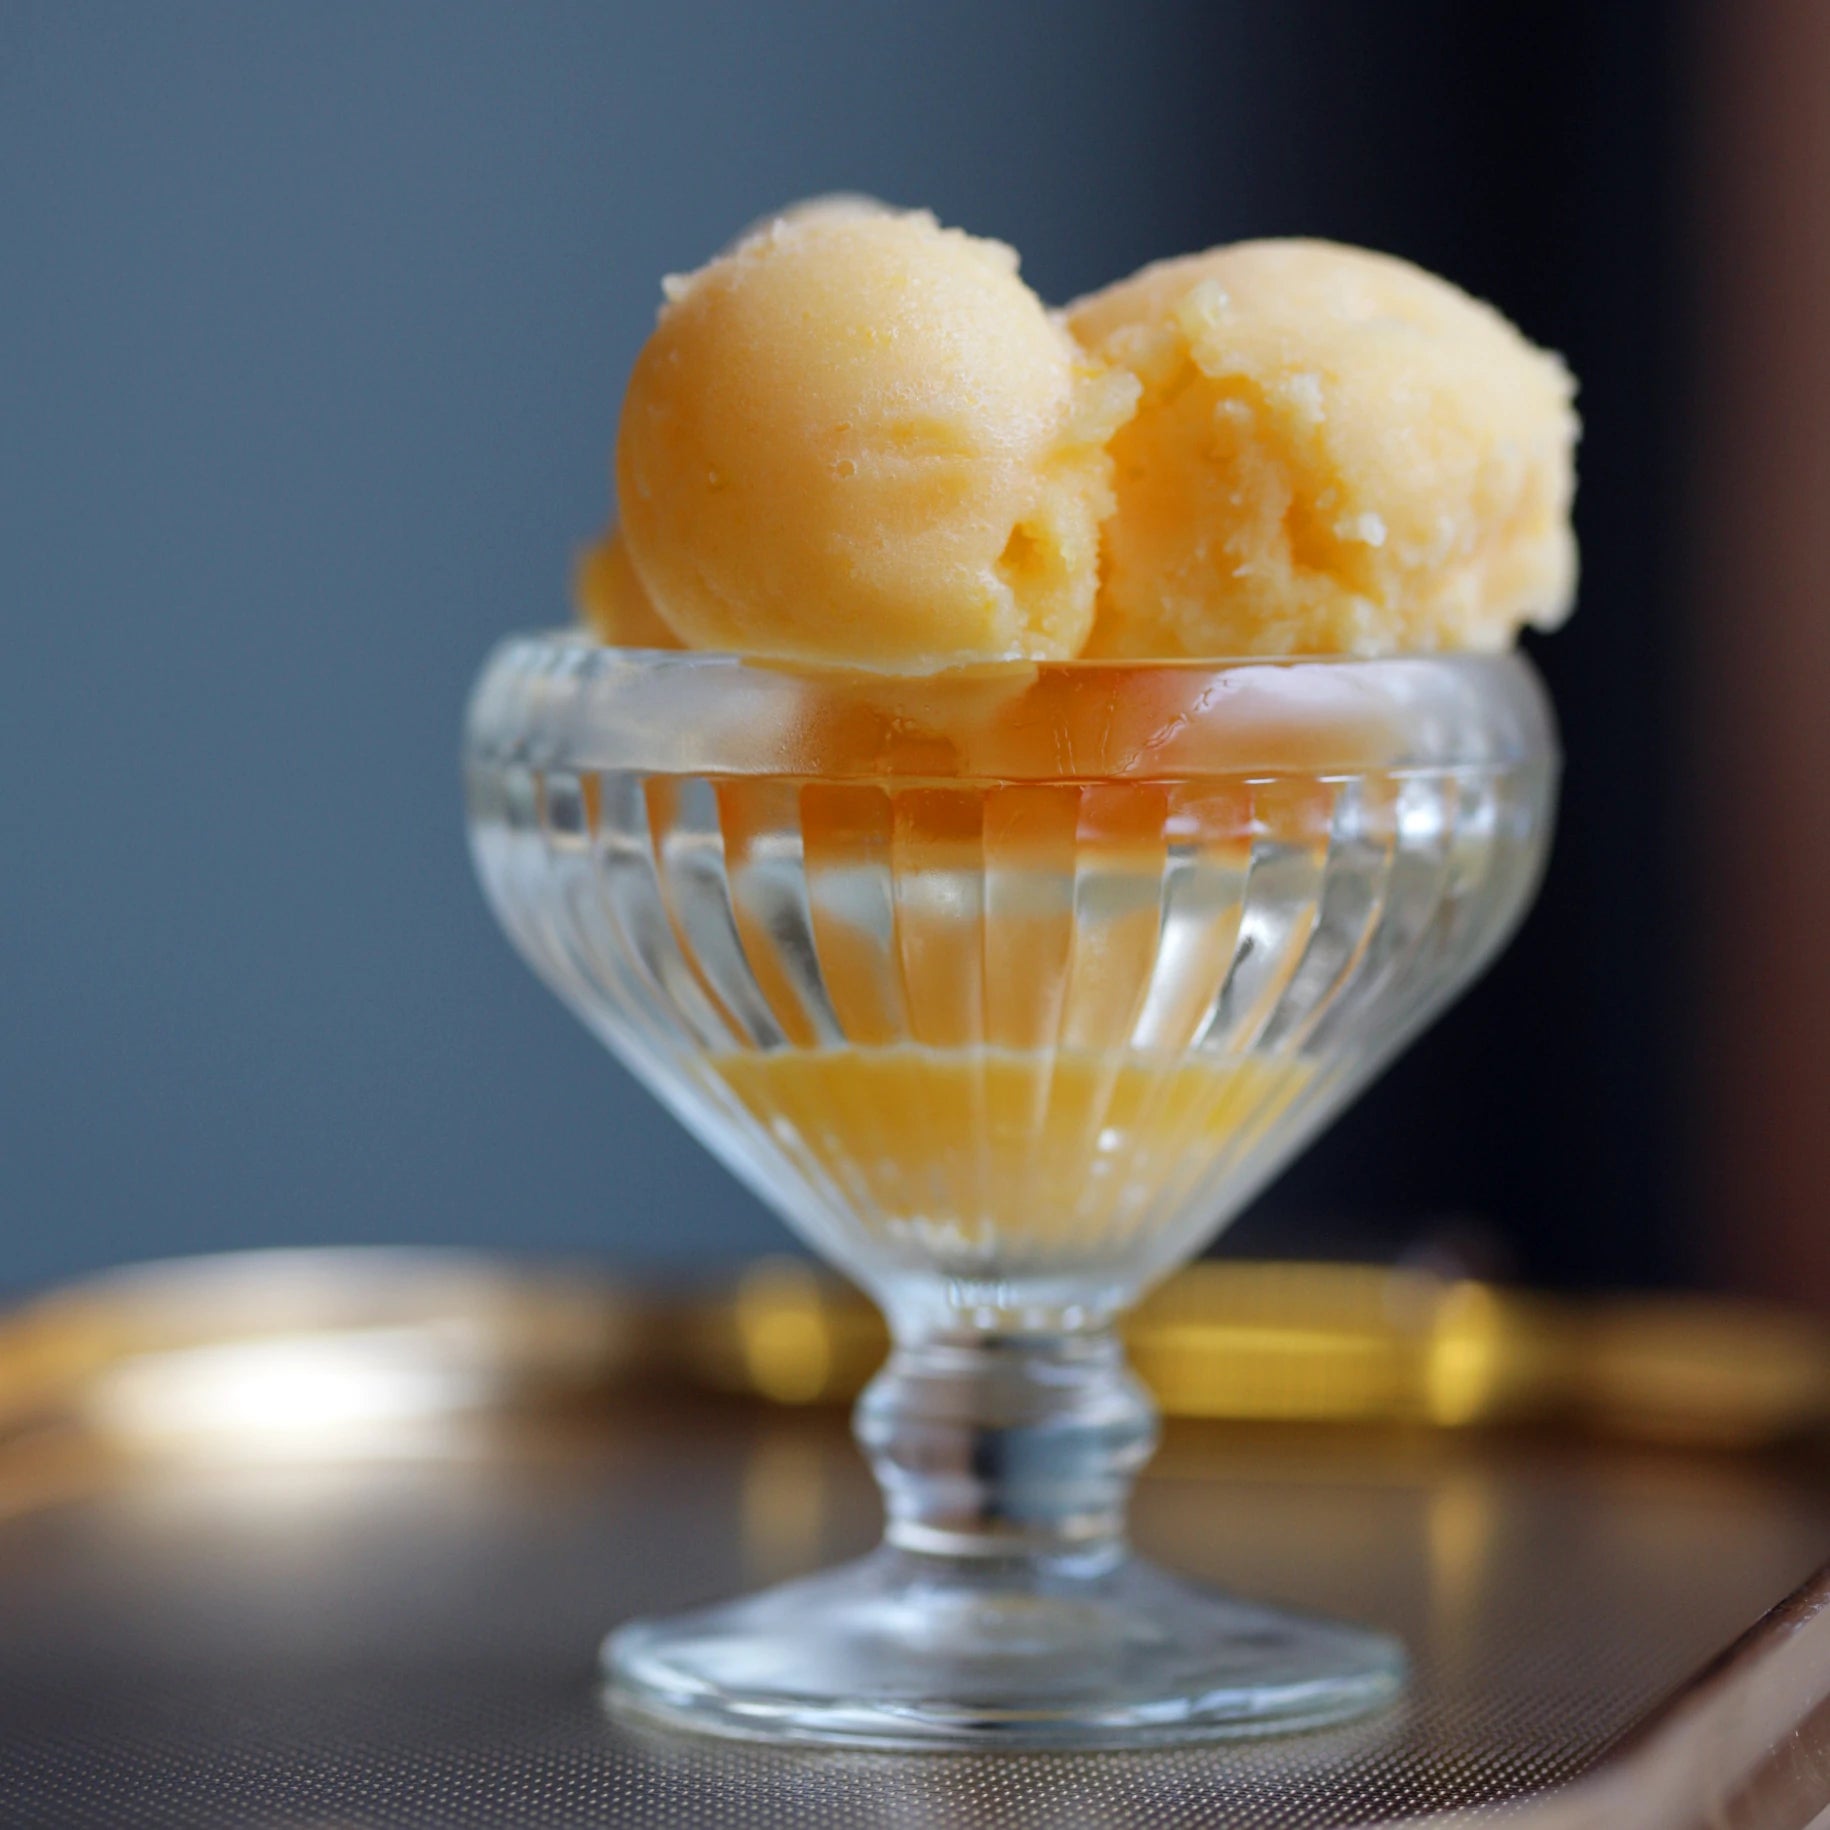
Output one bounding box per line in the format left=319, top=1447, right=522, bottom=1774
left=853, top=1323, right=1159, bottom=1566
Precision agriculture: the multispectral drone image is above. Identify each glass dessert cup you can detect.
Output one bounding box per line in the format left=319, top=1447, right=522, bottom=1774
left=464, top=637, right=1558, bottom=1749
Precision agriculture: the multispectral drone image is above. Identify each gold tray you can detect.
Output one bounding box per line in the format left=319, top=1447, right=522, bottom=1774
left=1, top=1247, right=1827, bottom=1828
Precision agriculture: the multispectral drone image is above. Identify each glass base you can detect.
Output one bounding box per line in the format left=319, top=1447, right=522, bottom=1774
left=604, top=1545, right=1405, bottom=1750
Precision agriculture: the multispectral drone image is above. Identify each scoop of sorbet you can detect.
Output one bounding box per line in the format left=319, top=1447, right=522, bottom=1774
left=616, top=207, right=1138, bottom=671
left=574, top=530, right=683, bottom=650
left=1067, top=240, right=1579, bottom=658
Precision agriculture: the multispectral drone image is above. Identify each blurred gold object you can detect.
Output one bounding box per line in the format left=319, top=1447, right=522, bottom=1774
left=1126, top=1261, right=1561, bottom=1428
left=684, top=1258, right=886, bottom=1407
left=688, top=1257, right=1830, bottom=1449
left=0, top=1249, right=1827, bottom=1456
left=1574, top=1297, right=1830, bottom=1447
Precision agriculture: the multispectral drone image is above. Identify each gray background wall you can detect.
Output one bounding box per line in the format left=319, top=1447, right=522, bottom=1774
left=1, top=4, right=1681, bottom=1294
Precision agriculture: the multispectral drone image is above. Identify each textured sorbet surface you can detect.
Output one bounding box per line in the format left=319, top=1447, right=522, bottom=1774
left=615, top=209, right=1137, bottom=670
left=1067, top=240, right=1579, bottom=658
left=583, top=209, right=1578, bottom=665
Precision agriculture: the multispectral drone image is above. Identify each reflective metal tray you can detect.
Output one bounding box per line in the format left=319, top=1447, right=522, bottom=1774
left=0, top=1248, right=1826, bottom=1828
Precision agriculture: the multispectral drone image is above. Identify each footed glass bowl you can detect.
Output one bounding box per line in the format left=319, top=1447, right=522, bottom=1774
left=464, top=639, right=1557, bottom=1748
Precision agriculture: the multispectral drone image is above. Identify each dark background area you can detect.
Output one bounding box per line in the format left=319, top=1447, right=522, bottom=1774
left=2, top=3, right=1687, bottom=1295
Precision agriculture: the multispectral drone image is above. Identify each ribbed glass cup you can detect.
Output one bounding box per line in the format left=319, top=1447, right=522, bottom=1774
left=465, top=637, right=1557, bottom=1748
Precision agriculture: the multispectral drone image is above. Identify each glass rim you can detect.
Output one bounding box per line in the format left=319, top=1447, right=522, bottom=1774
left=465, top=631, right=1559, bottom=781
left=485, top=628, right=1546, bottom=675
